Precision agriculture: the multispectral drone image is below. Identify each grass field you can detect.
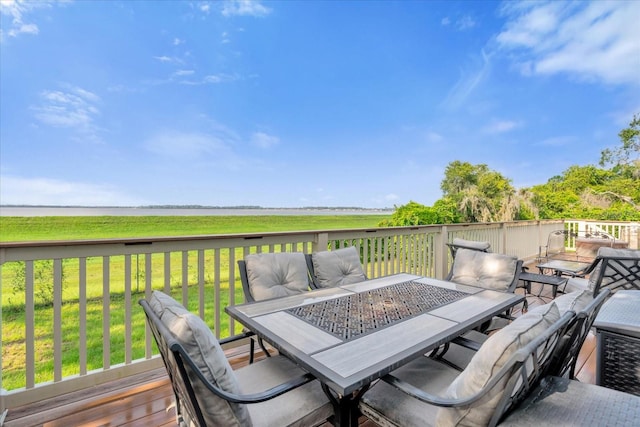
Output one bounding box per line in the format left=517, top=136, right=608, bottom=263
left=0, top=215, right=389, bottom=242
left=1, top=214, right=390, bottom=390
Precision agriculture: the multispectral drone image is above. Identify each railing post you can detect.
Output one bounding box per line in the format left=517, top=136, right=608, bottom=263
left=313, top=232, right=329, bottom=253
left=435, top=226, right=447, bottom=279
left=630, top=222, right=639, bottom=250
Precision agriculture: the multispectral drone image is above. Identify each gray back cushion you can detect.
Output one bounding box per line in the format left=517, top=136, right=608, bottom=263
left=149, top=291, right=251, bottom=427
left=312, top=246, right=367, bottom=288
left=450, top=248, right=518, bottom=291
left=245, top=252, right=310, bottom=301
left=437, top=303, right=561, bottom=426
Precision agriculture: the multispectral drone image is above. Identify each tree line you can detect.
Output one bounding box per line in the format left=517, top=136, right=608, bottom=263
left=381, top=114, right=640, bottom=226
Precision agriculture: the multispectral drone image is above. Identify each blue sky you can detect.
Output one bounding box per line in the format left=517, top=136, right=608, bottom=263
left=1, top=0, right=639, bottom=208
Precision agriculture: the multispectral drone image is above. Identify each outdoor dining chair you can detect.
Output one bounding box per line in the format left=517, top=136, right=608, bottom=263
left=437, top=289, right=604, bottom=375
left=238, top=252, right=313, bottom=362
left=358, top=303, right=574, bottom=427
left=444, top=248, right=524, bottom=332
left=563, top=247, right=640, bottom=295
left=139, top=291, right=333, bottom=427
left=305, top=246, right=367, bottom=289
left=538, top=230, right=572, bottom=262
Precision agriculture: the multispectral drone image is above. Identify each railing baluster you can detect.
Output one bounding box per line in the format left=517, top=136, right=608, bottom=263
left=214, top=248, right=221, bottom=339
left=79, top=258, right=87, bottom=376
left=181, top=251, right=189, bottom=306
left=54, top=259, right=62, bottom=382
left=25, top=261, right=35, bottom=389
left=198, top=249, right=205, bottom=318
left=124, top=254, right=132, bottom=365
left=102, top=257, right=110, bottom=370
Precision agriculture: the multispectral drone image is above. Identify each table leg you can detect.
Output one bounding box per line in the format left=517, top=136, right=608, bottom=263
left=322, top=383, right=369, bottom=427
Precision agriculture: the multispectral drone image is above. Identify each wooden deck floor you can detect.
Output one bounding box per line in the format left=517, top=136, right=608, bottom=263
left=3, top=283, right=598, bottom=427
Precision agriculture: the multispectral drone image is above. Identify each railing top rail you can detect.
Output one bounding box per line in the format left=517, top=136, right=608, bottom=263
left=0, top=220, right=566, bottom=249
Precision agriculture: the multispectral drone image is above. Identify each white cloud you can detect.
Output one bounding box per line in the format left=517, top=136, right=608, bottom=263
left=456, top=15, right=476, bottom=31
left=221, top=0, right=271, bottom=17
left=199, top=2, right=210, bottom=14
left=536, top=136, right=576, bottom=147
left=176, top=73, right=239, bottom=85
left=0, top=175, right=142, bottom=206
left=31, top=85, right=102, bottom=142
left=145, top=131, right=230, bottom=159
left=0, top=0, right=45, bottom=41
left=483, top=119, right=521, bottom=134
left=154, top=55, right=177, bottom=63
left=441, top=14, right=475, bottom=31
left=425, top=131, right=444, bottom=143
left=172, top=69, right=195, bottom=77
left=441, top=49, right=492, bottom=110
left=496, top=1, right=640, bottom=86
left=251, top=132, right=279, bottom=148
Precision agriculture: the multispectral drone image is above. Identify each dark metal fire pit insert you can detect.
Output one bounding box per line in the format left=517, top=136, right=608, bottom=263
left=286, top=280, right=469, bottom=341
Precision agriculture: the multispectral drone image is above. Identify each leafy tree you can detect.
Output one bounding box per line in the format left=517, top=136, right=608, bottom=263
left=600, top=113, right=640, bottom=171
left=381, top=115, right=640, bottom=225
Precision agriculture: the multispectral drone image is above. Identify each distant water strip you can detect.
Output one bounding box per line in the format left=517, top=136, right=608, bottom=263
left=0, top=206, right=393, bottom=217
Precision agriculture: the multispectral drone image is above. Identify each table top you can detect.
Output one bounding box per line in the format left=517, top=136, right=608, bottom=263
left=225, top=273, right=524, bottom=395
left=594, top=290, right=640, bottom=338
left=537, top=259, right=592, bottom=274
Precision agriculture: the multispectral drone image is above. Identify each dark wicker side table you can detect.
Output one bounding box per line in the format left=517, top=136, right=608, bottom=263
left=593, top=290, right=640, bottom=396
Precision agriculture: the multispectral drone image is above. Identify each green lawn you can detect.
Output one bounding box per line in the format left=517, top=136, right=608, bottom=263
left=0, top=215, right=388, bottom=241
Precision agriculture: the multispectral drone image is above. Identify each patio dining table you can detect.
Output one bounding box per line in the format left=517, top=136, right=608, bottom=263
left=225, top=273, right=524, bottom=426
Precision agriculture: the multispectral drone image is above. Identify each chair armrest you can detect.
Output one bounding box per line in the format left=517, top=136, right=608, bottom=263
left=219, top=330, right=255, bottom=346
left=381, top=354, right=523, bottom=408
left=451, top=336, right=483, bottom=352
left=174, top=343, right=317, bottom=404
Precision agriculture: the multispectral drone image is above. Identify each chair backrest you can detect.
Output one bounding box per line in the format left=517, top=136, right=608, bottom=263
left=589, top=247, right=640, bottom=296
left=488, top=310, right=575, bottom=426
left=447, top=237, right=491, bottom=259
left=306, top=246, right=367, bottom=289
left=547, top=289, right=610, bottom=379
left=238, top=252, right=311, bottom=302
left=432, top=304, right=574, bottom=427
left=542, top=230, right=569, bottom=260
left=446, top=248, right=523, bottom=293
left=140, top=291, right=251, bottom=427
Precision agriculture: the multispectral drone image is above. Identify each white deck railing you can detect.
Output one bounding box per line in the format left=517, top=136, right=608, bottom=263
left=1, top=219, right=637, bottom=411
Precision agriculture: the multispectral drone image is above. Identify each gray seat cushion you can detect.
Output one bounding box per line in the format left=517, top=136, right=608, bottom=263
left=237, top=356, right=333, bottom=427
left=450, top=248, right=518, bottom=291
left=311, top=246, right=367, bottom=288
left=245, top=252, right=310, bottom=300
left=149, top=291, right=251, bottom=426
